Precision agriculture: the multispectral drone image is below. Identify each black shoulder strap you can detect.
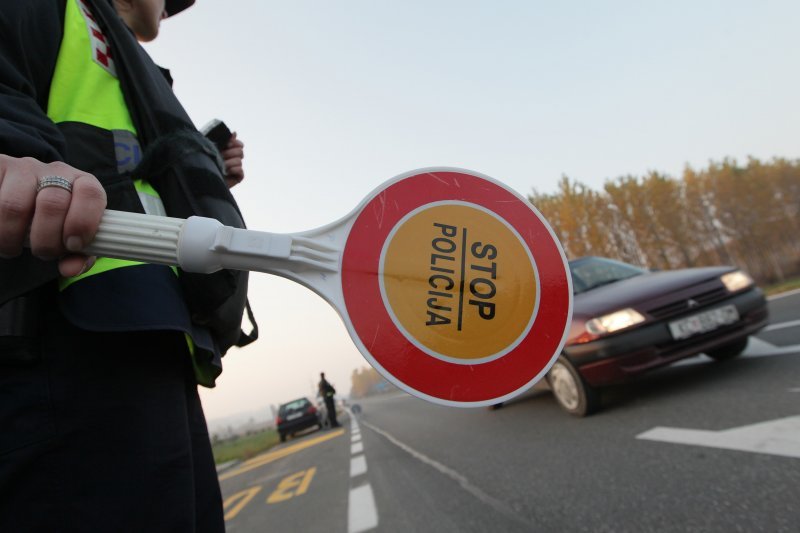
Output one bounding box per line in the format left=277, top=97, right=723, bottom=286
left=238, top=300, right=259, bottom=347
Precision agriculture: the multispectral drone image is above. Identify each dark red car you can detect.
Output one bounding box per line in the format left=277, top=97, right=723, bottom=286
left=547, top=256, right=769, bottom=416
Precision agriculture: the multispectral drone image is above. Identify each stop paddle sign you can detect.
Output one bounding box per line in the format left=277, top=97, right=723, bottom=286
left=339, top=168, right=572, bottom=406
left=84, top=168, right=573, bottom=407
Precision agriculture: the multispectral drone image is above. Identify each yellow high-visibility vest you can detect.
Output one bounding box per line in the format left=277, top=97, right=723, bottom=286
left=48, top=0, right=170, bottom=290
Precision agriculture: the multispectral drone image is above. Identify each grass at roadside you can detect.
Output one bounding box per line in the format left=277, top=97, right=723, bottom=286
left=212, top=428, right=280, bottom=465
left=764, top=277, right=800, bottom=297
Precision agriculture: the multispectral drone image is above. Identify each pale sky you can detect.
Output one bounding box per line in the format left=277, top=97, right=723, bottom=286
left=144, top=0, right=800, bottom=425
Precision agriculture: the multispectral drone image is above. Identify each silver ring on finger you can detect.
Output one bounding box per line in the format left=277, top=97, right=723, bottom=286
left=36, top=175, right=73, bottom=194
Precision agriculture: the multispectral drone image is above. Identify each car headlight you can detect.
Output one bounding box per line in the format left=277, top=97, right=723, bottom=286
left=721, top=270, right=753, bottom=292
left=585, top=308, right=645, bottom=335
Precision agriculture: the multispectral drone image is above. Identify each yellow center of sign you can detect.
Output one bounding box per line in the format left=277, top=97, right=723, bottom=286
left=380, top=203, right=538, bottom=361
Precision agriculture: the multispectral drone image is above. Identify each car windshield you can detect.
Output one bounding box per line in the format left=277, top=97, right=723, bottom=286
left=278, top=399, right=310, bottom=415
left=569, top=257, right=646, bottom=294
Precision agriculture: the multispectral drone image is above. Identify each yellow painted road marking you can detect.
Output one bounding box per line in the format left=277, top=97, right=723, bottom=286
left=219, top=429, right=345, bottom=481
left=267, top=467, right=317, bottom=504
left=223, top=486, right=262, bottom=521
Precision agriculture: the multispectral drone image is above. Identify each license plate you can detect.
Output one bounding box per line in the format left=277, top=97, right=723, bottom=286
left=286, top=412, right=302, bottom=421
left=668, top=304, right=739, bottom=340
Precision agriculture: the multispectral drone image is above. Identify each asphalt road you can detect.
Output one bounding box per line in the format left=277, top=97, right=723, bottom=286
left=218, top=291, right=800, bottom=532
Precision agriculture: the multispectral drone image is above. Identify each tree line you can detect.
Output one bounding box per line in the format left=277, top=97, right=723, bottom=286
left=528, top=157, right=800, bottom=285
left=350, top=366, right=390, bottom=399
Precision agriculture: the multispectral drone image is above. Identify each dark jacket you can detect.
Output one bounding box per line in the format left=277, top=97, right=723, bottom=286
left=319, top=378, right=336, bottom=399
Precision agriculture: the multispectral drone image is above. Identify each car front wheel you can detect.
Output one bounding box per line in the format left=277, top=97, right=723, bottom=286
left=547, top=356, right=600, bottom=417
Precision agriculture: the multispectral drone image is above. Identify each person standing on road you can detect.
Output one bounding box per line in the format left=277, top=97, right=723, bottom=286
left=0, top=1, right=254, bottom=531
left=318, top=372, right=340, bottom=428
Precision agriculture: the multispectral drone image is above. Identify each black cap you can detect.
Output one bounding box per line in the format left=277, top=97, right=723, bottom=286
left=165, top=0, right=195, bottom=17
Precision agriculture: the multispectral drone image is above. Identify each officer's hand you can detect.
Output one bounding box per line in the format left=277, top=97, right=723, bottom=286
left=221, top=132, right=245, bottom=188
left=0, top=155, right=106, bottom=277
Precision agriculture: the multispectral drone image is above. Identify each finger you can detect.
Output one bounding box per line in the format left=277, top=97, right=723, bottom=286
left=226, top=163, right=244, bottom=178
left=221, top=146, right=244, bottom=160
left=58, top=254, right=96, bottom=278
left=223, top=157, right=243, bottom=173
left=225, top=134, right=244, bottom=150
left=29, top=176, right=74, bottom=259
left=62, top=174, right=107, bottom=253
left=225, top=165, right=244, bottom=188
left=0, top=157, right=38, bottom=257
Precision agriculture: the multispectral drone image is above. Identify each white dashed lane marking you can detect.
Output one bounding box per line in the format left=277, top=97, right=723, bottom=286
left=350, top=455, right=367, bottom=477
left=346, top=411, right=378, bottom=533
left=348, top=484, right=379, bottom=533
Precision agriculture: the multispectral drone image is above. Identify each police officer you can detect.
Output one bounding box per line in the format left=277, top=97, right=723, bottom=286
left=0, top=1, right=251, bottom=530
left=318, top=372, right=340, bottom=428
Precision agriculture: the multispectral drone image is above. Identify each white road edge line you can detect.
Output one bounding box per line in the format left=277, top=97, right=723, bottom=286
left=763, top=319, right=800, bottom=332
left=361, top=420, right=533, bottom=529
left=767, top=288, right=800, bottom=300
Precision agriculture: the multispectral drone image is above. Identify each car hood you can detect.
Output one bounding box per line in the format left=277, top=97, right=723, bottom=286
left=572, top=265, right=735, bottom=318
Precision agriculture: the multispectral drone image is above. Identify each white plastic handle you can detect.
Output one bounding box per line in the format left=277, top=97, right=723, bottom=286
left=84, top=209, right=345, bottom=304
left=84, top=209, right=183, bottom=266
